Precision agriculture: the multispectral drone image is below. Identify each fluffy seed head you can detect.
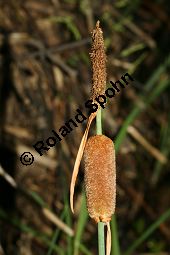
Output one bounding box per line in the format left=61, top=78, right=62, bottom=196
left=84, top=135, right=116, bottom=223
left=90, top=21, right=107, bottom=101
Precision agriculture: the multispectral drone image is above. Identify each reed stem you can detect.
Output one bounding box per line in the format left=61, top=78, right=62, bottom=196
left=98, top=222, right=105, bottom=255
left=96, top=108, right=102, bottom=135
left=96, top=108, right=105, bottom=254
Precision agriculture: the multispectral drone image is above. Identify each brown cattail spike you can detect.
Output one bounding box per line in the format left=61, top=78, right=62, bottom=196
left=90, top=21, right=107, bottom=101
left=84, top=135, right=116, bottom=223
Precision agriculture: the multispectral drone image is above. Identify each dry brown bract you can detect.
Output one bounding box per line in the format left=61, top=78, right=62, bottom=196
left=70, top=111, right=97, bottom=213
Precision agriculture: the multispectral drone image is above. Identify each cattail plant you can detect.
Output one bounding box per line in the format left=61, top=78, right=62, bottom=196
left=70, top=21, right=116, bottom=255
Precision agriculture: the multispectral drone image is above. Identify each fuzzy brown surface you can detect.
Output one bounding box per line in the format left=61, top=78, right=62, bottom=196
left=90, top=21, right=107, bottom=101
left=84, top=135, right=116, bottom=222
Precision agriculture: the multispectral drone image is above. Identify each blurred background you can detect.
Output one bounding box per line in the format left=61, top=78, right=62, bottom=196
left=0, top=0, right=170, bottom=254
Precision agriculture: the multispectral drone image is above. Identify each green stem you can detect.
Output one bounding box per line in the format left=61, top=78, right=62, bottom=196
left=96, top=108, right=102, bottom=135
left=96, top=108, right=105, bottom=254
left=98, top=222, right=105, bottom=255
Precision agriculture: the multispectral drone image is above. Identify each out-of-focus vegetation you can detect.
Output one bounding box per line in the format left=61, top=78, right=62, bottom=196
left=0, top=0, right=170, bottom=254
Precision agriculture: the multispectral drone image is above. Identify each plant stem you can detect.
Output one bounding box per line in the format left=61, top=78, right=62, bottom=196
left=96, top=108, right=102, bottom=135
left=98, top=222, right=105, bottom=255
left=97, top=107, right=120, bottom=254
left=96, top=108, right=105, bottom=254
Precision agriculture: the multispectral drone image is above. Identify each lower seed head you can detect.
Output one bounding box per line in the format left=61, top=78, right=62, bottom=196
left=84, top=135, right=116, bottom=222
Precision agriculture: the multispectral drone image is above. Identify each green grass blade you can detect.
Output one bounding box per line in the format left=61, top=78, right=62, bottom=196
left=79, top=244, right=92, bottom=255
left=124, top=208, right=170, bottom=255
left=0, top=208, right=64, bottom=254
left=151, top=116, right=170, bottom=185
left=64, top=191, right=73, bottom=255
left=111, top=215, right=120, bottom=255
left=27, top=190, right=47, bottom=207
left=47, top=208, right=67, bottom=255
left=145, top=54, right=170, bottom=91
left=73, top=192, right=89, bottom=255
left=116, top=53, right=170, bottom=151
left=109, top=56, right=170, bottom=255
left=47, top=229, right=60, bottom=255
left=116, top=79, right=169, bottom=151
